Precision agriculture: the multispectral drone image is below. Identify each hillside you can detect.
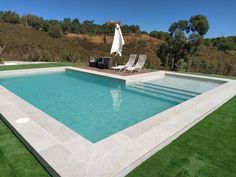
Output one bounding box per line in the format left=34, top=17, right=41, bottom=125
left=0, top=22, right=162, bottom=68
left=0, top=22, right=235, bottom=75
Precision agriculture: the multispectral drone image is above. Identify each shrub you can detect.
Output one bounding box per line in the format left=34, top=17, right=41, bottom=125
left=21, top=15, right=43, bottom=30
left=48, top=24, right=63, bottom=38
left=149, top=31, right=170, bottom=41
left=29, top=48, right=41, bottom=61
left=0, top=57, right=3, bottom=64
left=42, top=21, right=50, bottom=32
left=0, top=11, right=20, bottom=24
left=61, top=50, right=80, bottom=62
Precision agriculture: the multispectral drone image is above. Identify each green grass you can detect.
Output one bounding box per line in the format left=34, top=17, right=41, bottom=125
left=0, top=62, right=80, bottom=71
left=127, top=96, right=236, bottom=177
left=0, top=119, right=50, bottom=177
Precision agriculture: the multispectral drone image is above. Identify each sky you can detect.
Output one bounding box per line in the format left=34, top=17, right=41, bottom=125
left=1, top=0, right=236, bottom=38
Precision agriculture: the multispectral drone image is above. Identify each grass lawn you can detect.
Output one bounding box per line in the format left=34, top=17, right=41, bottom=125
left=127, top=95, right=236, bottom=177
left=0, top=62, right=80, bottom=71
left=0, top=119, right=50, bottom=177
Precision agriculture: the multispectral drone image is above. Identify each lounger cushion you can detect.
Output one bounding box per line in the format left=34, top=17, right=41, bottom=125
left=112, top=65, right=125, bottom=69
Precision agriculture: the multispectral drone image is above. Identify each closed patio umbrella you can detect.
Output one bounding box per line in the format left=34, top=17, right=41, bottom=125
left=110, top=23, right=125, bottom=56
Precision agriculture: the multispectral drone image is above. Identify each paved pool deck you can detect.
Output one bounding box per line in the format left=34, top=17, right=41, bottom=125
left=0, top=67, right=236, bottom=177
left=0, top=61, right=53, bottom=66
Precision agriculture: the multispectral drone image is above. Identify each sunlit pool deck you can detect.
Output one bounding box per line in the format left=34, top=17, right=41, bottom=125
left=0, top=66, right=236, bottom=177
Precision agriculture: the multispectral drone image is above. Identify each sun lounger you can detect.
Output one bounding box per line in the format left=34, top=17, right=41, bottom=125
left=124, top=55, right=147, bottom=73
left=112, top=54, right=137, bottom=71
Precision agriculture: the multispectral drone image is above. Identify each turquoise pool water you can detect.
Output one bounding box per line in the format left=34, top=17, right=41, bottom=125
left=0, top=70, right=222, bottom=142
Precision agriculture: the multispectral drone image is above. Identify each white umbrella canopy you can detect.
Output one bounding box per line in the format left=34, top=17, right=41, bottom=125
left=110, top=24, right=125, bottom=56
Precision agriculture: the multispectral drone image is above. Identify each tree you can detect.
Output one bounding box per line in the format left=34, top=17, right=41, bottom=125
left=81, top=20, right=95, bottom=34
left=121, top=25, right=130, bottom=35
left=204, top=36, right=236, bottom=52
left=0, top=11, right=3, bottom=21
left=189, top=15, right=209, bottom=35
left=141, top=31, right=148, bottom=35
left=70, top=18, right=80, bottom=33
left=149, top=31, right=170, bottom=41
left=169, top=20, right=189, bottom=36
left=129, top=25, right=140, bottom=33
left=61, top=18, right=72, bottom=33
left=48, top=24, right=63, bottom=38
left=218, top=43, right=236, bottom=52
left=42, top=21, right=50, bottom=32
left=101, top=24, right=113, bottom=35
left=21, top=14, right=43, bottom=30
left=0, top=11, right=20, bottom=24
left=48, top=20, right=60, bottom=26
left=158, top=15, right=209, bottom=71
left=0, top=45, right=6, bottom=64
left=157, top=42, right=171, bottom=69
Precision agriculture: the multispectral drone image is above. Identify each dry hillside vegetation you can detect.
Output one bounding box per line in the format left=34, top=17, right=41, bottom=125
left=188, top=46, right=236, bottom=75
left=0, top=22, right=235, bottom=75
left=0, top=22, right=162, bottom=68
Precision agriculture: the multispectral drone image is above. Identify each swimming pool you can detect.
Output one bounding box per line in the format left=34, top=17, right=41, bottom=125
left=0, top=69, right=224, bottom=142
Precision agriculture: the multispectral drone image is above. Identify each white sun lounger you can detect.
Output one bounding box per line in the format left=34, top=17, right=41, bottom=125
left=112, top=54, right=137, bottom=71
left=124, top=55, right=147, bottom=73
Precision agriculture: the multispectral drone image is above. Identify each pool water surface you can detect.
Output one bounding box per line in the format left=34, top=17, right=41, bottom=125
left=0, top=70, right=222, bottom=142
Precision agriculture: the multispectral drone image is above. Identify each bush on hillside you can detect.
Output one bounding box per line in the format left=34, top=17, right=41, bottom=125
left=0, top=11, right=20, bottom=24
left=181, top=57, right=236, bottom=76
left=21, top=14, right=43, bottom=30
left=62, top=50, right=80, bottom=62
left=48, top=24, right=63, bottom=38
left=204, top=36, right=236, bottom=53
left=149, top=31, right=170, bottom=41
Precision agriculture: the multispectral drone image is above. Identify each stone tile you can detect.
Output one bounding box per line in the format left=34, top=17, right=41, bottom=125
left=0, top=86, right=15, bottom=100
left=43, top=122, right=78, bottom=143
left=91, top=133, right=131, bottom=160
left=133, top=126, right=173, bottom=151
left=12, top=119, right=59, bottom=151
left=64, top=136, right=94, bottom=163
left=25, top=109, right=56, bottom=127
left=0, top=95, right=10, bottom=106
left=87, top=141, right=146, bottom=177
left=122, top=104, right=184, bottom=139
left=0, top=104, right=26, bottom=122
left=0, top=67, right=66, bottom=77
left=26, top=110, right=78, bottom=142
left=40, top=144, right=87, bottom=177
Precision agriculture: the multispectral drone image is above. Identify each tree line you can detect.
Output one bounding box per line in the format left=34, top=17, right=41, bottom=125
left=0, top=10, right=172, bottom=40
left=0, top=11, right=142, bottom=38
left=204, top=36, right=236, bottom=52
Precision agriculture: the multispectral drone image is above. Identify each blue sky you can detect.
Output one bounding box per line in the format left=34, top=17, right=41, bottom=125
left=1, top=0, right=236, bottom=38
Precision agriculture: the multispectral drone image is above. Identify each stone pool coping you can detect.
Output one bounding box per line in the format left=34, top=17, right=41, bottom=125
left=0, top=67, right=235, bottom=177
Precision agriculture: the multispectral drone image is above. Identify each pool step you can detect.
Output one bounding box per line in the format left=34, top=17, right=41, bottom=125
left=126, top=86, right=186, bottom=104
left=126, top=81, right=200, bottom=104
left=143, top=82, right=200, bottom=96
left=129, top=84, right=191, bottom=101
left=133, top=83, right=195, bottom=100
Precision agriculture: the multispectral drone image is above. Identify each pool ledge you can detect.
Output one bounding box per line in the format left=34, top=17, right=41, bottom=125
left=0, top=67, right=236, bottom=177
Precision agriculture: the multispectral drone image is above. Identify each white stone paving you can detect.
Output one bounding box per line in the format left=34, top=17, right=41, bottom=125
left=0, top=61, right=53, bottom=66
left=0, top=67, right=235, bottom=177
